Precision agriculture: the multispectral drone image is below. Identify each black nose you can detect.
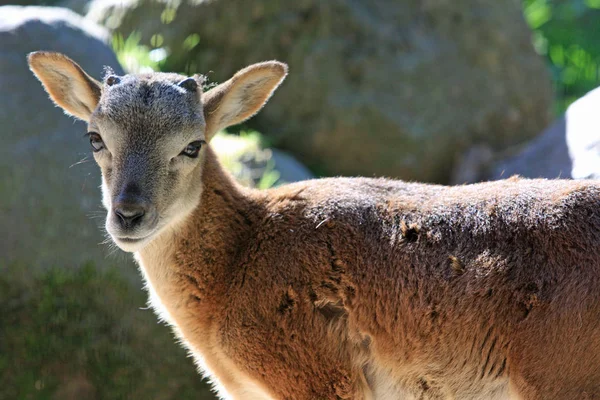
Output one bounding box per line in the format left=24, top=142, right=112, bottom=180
left=113, top=202, right=146, bottom=228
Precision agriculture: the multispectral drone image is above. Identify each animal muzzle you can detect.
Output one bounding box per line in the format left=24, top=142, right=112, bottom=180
left=108, top=183, right=158, bottom=239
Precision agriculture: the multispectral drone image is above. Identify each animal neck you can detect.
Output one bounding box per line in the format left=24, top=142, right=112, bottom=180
left=136, top=145, right=261, bottom=308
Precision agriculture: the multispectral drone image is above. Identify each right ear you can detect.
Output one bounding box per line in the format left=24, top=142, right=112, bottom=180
left=28, top=51, right=102, bottom=121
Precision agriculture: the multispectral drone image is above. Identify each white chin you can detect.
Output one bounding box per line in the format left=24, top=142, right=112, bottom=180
left=111, top=235, right=153, bottom=253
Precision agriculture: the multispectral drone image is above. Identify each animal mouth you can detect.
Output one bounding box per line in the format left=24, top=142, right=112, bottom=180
left=118, top=237, right=144, bottom=243
left=115, top=232, right=154, bottom=244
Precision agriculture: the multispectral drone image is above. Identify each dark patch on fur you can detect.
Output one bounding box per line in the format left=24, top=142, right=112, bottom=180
left=401, top=220, right=420, bottom=243
left=308, top=287, right=318, bottom=302
left=189, top=293, right=202, bottom=304
left=105, top=75, right=121, bottom=86
left=277, top=288, right=297, bottom=315
left=479, top=327, right=493, bottom=356
left=428, top=309, right=439, bottom=322
left=418, top=378, right=430, bottom=391
left=480, top=337, right=498, bottom=379
left=361, top=335, right=372, bottom=349
left=344, top=285, right=356, bottom=303
left=316, top=300, right=345, bottom=321
left=495, top=358, right=507, bottom=378
left=141, top=84, right=154, bottom=105
left=517, top=282, right=542, bottom=320
left=178, top=77, right=198, bottom=92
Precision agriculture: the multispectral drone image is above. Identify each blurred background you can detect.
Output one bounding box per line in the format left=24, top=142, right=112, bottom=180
left=1, top=0, right=600, bottom=399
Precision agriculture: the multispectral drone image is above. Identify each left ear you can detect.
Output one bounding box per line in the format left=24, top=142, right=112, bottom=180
left=201, top=61, right=288, bottom=140
left=27, top=51, right=102, bottom=121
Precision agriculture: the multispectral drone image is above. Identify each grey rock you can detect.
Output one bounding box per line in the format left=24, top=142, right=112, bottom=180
left=212, top=134, right=314, bottom=188
left=450, top=144, right=494, bottom=184
left=87, top=0, right=553, bottom=183
left=271, top=149, right=314, bottom=184
left=236, top=148, right=314, bottom=188
left=0, top=6, right=124, bottom=269
left=57, top=0, right=94, bottom=15
left=566, top=87, right=600, bottom=180
left=486, top=85, right=600, bottom=182
left=486, top=117, right=572, bottom=181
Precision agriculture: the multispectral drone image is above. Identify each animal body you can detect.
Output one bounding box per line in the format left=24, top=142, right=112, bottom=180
left=29, top=51, right=600, bottom=400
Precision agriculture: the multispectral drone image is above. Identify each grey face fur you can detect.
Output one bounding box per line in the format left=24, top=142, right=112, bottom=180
left=90, top=73, right=207, bottom=251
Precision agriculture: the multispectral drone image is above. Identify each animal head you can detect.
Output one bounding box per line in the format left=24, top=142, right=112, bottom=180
left=28, top=52, right=287, bottom=252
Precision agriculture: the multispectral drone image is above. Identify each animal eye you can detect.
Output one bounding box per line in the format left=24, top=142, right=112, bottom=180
left=88, top=132, right=105, bottom=152
left=180, top=140, right=205, bottom=158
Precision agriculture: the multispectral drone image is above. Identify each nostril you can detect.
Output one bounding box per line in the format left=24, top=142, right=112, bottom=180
left=114, top=205, right=146, bottom=226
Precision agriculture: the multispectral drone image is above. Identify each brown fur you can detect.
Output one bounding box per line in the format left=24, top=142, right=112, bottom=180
left=147, top=153, right=600, bottom=399
left=29, top=52, right=600, bottom=400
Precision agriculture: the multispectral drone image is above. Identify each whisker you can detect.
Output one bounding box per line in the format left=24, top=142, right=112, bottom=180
left=69, top=155, right=91, bottom=168
left=106, top=245, right=120, bottom=258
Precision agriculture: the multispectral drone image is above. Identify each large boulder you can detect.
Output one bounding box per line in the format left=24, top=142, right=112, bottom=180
left=0, top=6, right=125, bottom=269
left=485, top=117, right=571, bottom=181
left=482, top=86, right=600, bottom=182
left=88, top=0, right=553, bottom=183
left=566, top=87, right=600, bottom=180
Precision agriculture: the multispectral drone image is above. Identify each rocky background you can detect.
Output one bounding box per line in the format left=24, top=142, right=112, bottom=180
left=1, top=1, right=600, bottom=399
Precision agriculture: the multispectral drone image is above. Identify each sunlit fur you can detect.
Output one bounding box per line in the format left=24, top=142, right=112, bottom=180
left=29, top=51, right=600, bottom=400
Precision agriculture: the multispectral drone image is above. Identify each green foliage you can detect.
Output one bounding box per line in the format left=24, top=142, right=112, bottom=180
left=256, top=159, right=281, bottom=190
left=112, top=32, right=167, bottom=73
left=212, top=130, right=283, bottom=189
left=5, top=0, right=62, bottom=5
left=523, top=0, right=600, bottom=112
left=0, top=262, right=216, bottom=400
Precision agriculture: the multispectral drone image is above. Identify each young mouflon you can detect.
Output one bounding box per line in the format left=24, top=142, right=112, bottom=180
left=29, top=51, right=600, bottom=400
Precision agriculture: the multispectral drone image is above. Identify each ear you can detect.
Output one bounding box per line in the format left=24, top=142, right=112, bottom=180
left=27, top=51, right=102, bottom=121
left=202, top=61, right=288, bottom=140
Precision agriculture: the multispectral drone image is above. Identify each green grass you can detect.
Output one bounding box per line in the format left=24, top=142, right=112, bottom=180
left=0, top=262, right=216, bottom=400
